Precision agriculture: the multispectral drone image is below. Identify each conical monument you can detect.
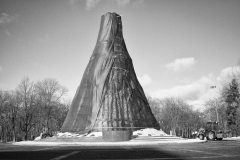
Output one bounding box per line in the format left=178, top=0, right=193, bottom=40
left=61, top=12, right=159, bottom=135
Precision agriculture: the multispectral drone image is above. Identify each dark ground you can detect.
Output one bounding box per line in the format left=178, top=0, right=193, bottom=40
left=1, top=139, right=240, bottom=160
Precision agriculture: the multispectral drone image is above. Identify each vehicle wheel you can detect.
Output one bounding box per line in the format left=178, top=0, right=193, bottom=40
left=208, top=132, right=216, bottom=141
left=199, top=134, right=204, bottom=140
left=223, top=133, right=227, bottom=138
left=233, top=133, right=237, bottom=137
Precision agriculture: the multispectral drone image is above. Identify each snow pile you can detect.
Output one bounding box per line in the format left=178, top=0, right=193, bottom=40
left=85, top=132, right=102, bottom=137
left=34, top=136, right=41, bottom=141
left=133, top=128, right=168, bottom=137
left=54, top=128, right=168, bottom=138
left=56, top=132, right=102, bottom=138
left=57, top=132, right=86, bottom=137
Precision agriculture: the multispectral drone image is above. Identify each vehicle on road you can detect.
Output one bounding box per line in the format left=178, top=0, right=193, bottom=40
left=198, top=121, right=237, bottom=141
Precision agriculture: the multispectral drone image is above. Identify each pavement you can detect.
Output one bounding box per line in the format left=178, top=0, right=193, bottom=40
left=12, top=136, right=208, bottom=146
left=2, top=138, right=240, bottom=160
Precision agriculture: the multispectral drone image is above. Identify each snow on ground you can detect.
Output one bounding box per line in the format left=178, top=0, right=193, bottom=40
left=34, top=136, right=41, bottom=141
left=54, top=128, right=168, bottom=138
left=85, top=132, right=102, bottom=137
left=223, top=137, right=240, bottom=140
left=133, top=128, right=169, bottom=137
left=56, top=132, right=86, bottom=137
left=54, top=131, right=102, bottom=138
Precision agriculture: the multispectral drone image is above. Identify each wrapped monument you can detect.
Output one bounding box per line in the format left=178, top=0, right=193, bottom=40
left=61, top=12, right=159, bottom=135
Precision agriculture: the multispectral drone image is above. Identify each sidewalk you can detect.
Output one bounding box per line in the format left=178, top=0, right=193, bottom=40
left=13, top=136, right=207, bottom=146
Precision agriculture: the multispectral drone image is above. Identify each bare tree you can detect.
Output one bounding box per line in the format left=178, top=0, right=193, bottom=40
left=204, top=98, right=227, bottom=129
left=162, top=98, right=183, bottom=136
left=52, top=102, right=70, bottom=132
left=0, top=77, right=70, bottom=141
left=35, top=78, right=68, bottom=134
left=147, top=96, right=164, bottom=123
left=0, top=90, right=9, bottom=142
left=17, top=77, right=37, bottom=141
left=3, top=91, right=21, bottom=142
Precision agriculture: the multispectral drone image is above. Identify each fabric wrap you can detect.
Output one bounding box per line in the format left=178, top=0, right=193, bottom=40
left=61, top=12, right=160, bottom=133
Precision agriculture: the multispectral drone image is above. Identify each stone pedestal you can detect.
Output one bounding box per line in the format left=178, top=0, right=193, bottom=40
left=102, top=130, right=132, bottom=141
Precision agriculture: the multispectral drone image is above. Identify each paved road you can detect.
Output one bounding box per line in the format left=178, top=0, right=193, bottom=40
left=1, top=140, right=240, bottom=160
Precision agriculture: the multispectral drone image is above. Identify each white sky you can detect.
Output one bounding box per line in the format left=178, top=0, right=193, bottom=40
left=0, top=0, right=240, bottom=108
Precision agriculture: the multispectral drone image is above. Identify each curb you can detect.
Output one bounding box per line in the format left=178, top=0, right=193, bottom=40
left=13, top=139, right=207, bottom=146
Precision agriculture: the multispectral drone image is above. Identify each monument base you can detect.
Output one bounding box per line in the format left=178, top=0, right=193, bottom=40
left=102, top=130, right=132, bottom=142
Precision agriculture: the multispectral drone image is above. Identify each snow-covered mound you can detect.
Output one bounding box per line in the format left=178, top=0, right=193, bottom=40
left=56, top=132, right=86, bottom=137
left=54, top=128, right=168, bottom=138
left=34, top=136, right=41, bottom=141
left=85, top=132, right=102, bottom=137
left=133, top=128, right=168, bottom=137
left=55, top=131, right=102, bottom=138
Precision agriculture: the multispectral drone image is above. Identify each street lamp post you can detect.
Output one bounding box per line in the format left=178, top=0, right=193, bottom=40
left=210, top=86, right=219, bottom=123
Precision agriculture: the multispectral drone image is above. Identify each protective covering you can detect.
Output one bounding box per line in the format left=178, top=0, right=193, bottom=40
left=61, top=12, right=160, bottom=133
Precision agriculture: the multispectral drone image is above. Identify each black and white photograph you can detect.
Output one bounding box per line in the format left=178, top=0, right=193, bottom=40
left=1, top=0, right=240, bottom=159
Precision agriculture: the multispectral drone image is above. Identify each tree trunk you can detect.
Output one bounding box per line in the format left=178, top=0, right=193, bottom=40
left=12, top=125, right=16, bottom=142
left=25, top=123, right=28, bottom=141
left=4, top=128, right=7, bottom=142
left=0, top=127, right=5, bottom=142
left=172, top=127, right=176, bottom=136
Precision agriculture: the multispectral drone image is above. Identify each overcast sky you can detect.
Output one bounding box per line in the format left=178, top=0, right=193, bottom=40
left=1, top=0, right=240, bottom=108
